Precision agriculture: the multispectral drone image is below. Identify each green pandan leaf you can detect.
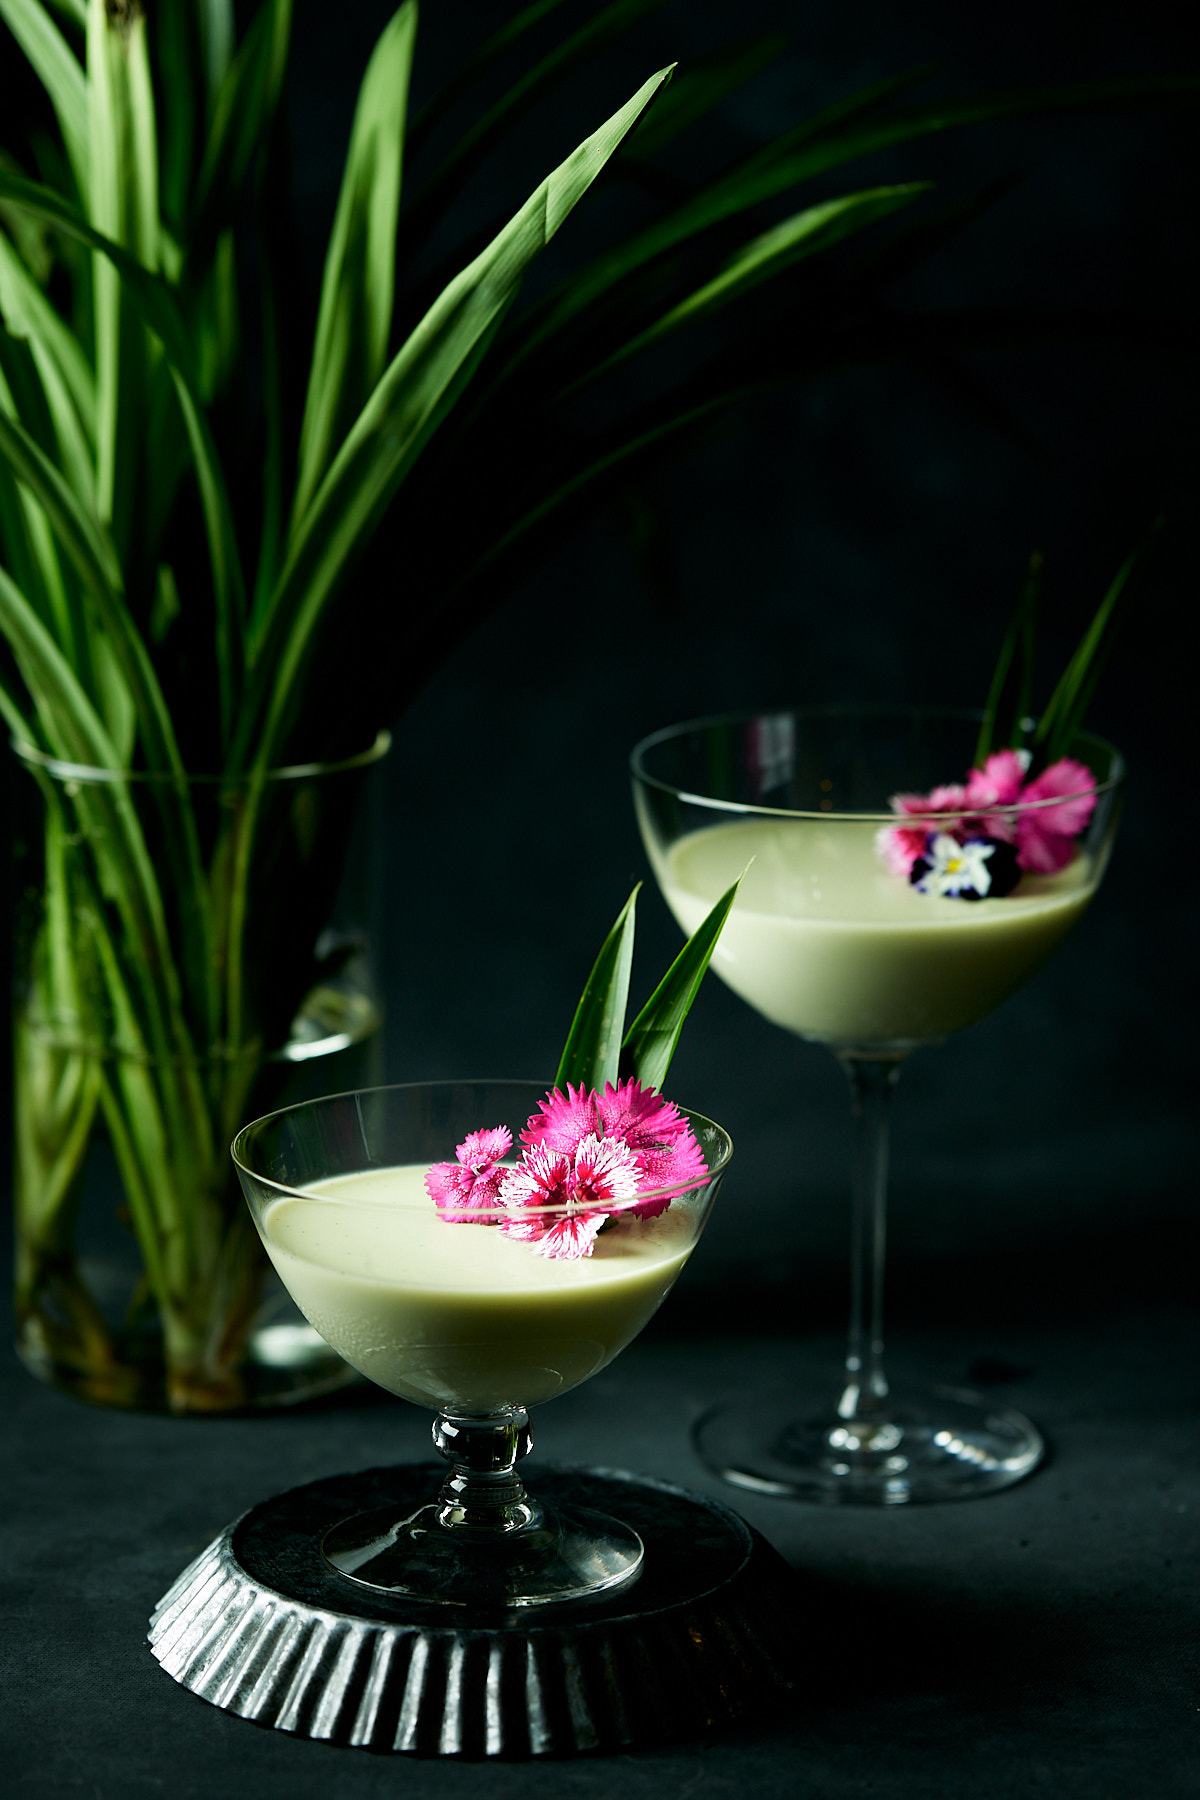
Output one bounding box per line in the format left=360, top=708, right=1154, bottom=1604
left=237, top=64, right=673, bottom=772
left=193, top=0, right=292, bottom=234
left=621, top=873, right=742, bottom=1091
left=402, top=0, right=669, bottom=239
left=565, top=183, right=929, bottom=394
left=0, top=0, right=89, bottom=194
left=1034, top=522, right=1160, bottom=767
left=293, top=0, right=416, bottom=528
left=493, top=65, right=933, bottom=395
left=554, top=886, right=639, bottom=1093
left=0, top=169, right=249, bottom=742
left=975, top=550, right=1041, bottom=766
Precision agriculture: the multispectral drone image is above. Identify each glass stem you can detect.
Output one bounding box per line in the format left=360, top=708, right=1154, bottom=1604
left=835, top=1054, right=903, bottom=1423
left=432, top=1407, right=541, bottom=1536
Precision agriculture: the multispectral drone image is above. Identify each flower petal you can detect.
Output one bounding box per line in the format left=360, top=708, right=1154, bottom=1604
left=456, top=1125, right=512, bottom=1170
left=913, top=832, right=996, bottom=899
left=519, top=1085, right=598, bottom=1155
left=596, top=1080, right=686, bottom=1149
left=594, top=1081, right=709, bottom=1213
left=965, top=750, right=1027, bottom=810
left=427, top=1160, right=508, bottom=1223
left=572, top=1132, right=640, bottom=1207
left=1016, top=758, right=1096, bottom=871
left=525, top=1213, right=605, bottom=1260
left=880, top=784, right=970, bottom=874
left=499, top=1146, right=573, bottom=1212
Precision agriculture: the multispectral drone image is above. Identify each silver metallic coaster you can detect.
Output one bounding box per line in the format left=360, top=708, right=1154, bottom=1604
left=149, top=1465, right=804, bottom=1757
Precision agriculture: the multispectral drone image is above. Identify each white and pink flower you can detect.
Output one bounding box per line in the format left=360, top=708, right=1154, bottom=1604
left=499, top=1134, right=640, bottom=1260
left=427, top=1080, right=709, bottom=1259
left=878, top=751, right=1096, bottom=890
left=875, top=783, right=970, bottom=876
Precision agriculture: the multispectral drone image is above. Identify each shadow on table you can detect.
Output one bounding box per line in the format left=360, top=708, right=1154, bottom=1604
left=782, top=1565, right=1182, bottom=1713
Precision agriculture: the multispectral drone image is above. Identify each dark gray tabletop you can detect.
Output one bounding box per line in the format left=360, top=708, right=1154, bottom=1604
left=5, top=1288, right=1197, bottom=1799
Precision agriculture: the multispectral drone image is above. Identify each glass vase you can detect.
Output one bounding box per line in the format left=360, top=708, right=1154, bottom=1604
left=11, top=732, right=389, bottom=1415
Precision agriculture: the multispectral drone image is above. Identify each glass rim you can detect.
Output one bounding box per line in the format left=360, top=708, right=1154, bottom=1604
left=231, top=1078, right=734, bottom=1222
left=9, top=727, right=392, bottom=787
left=630, top=704, right=1124, bottom=824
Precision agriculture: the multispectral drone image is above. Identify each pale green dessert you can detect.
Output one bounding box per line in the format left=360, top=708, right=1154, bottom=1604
left=259, top=1164, right=698, bottom=1411
left=655, top=817, right=1097, bottom=1047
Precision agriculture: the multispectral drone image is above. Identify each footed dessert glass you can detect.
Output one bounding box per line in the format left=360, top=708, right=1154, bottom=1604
left=632, top=706, right=1122, bottom=1504
left=233, top=1080, right=732, bottom=1604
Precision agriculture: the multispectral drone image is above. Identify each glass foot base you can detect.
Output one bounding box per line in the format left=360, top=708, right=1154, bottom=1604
left=695, top=1384, right=1044, bottom=1505
left=322, top=1500, right=644, bottom=1607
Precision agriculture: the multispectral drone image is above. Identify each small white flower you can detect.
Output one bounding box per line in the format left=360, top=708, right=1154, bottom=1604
left=914, top=833, right=995, bottom=899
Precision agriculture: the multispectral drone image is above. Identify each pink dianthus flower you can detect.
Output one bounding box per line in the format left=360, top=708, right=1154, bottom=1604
left=1015, top=757, right=1096, bottom=872
left=499, top=1135, right=639, bottom=1260
left=880, top=753, right=1096, bottom=884
left=962, top=749, right=1029, bottom=842
left=521, top=1078, right=708, bottom=1219
left=425, top=1124, right=512, bottom=1222
left=430, top=1083, right=711, bottom=1258
left=876, top=784, right=969, bottom=876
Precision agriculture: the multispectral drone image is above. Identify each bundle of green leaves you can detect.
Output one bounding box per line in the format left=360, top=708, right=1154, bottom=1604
left=0, top=0, right=1193, bottom=779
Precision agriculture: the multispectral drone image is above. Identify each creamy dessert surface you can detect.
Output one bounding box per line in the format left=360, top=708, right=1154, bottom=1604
left=657, top=817, right=1096, bottom=1045
left=260, top=1164, right=699, bottom=1410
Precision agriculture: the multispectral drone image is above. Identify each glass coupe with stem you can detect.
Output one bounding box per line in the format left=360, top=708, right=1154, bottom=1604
left=233, top=1080, right=732, bottom=1606
left=631, top=706, right=1122, bottom=1505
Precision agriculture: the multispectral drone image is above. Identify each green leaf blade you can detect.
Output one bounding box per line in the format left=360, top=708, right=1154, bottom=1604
left=0, top=553, right=217, bottom=1060
left=0, top=0, right=90, bottom=193
left=124, top=7, right=161, bottom=273
left=622, top=873, right=743, bottom=1092
left=241, top=63, right=673, bottom=769
left=193, top=0, right=292, bottom=228
left=572, top=183, right=930, bottom=391
left=512, top=68, right=1195, bottom=386
left=0, top=341, right=84, bottom=660
left=0, top=401, right=217, bottom=917
left=293, top=0, right=417, bottom=528
left=0, top=227, right=98, bottom=482
left=86, top=0, right=123, bottom=528
left=403, top=0, right=670, bottom=240
left=975, top=551, right=1041, bottom=766
left=554, top=886, right=639, bottom=1092
left=519, top=65, right=935, bottom=355
left=1035, top=523, right=1161, bottom=765
left=0, top=171, right=250, bottom=742
left=0, top=406, right=120, bottom=597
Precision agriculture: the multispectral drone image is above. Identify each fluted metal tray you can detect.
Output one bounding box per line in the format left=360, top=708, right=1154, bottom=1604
left=149, top=1464, right=804, bottom=1757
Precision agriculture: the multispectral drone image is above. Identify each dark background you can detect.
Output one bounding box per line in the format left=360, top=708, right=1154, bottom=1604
left=293, top=0, right=1198, bottom=1339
